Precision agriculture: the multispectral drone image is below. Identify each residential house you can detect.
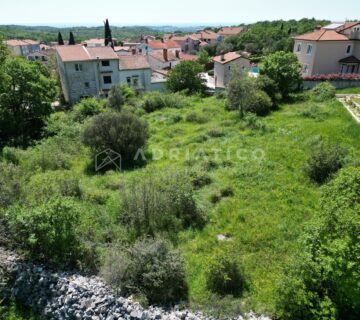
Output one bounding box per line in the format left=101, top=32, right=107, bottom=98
left=193, top=30, right=222, bottom=44
left=214, top=52, right=251, bottom=89
left=171, top=35, right=200, bottom=53
left=83, top=38, right=105, bottom=47
left=118, top=55, right=153, bottom=92
left=137, top=39, right=182, bottom=54
left=148, top=49, right=198, bottom=70
left=5, top=39, right=41, bottom=57
left=114, top=46, right=131, bottom=55
left=56, top=45, right=120, bottom=104
left=294, top=22, right=360, bottom=76
left=217, top=27, right=245, bottom=40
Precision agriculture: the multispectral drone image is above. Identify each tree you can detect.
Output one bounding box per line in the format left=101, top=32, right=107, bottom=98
left=107, top=84, right=135, bottom=111
left=57, top=32, right=64, bottom=45
left=0, top=58, right=57, bottom=147
left=276, top=167, right=360, bottom=320
left=69, top=32, right=75, bottom=45
left=227, top=77, right=256, bottom=118
left=197, top=49, right=211, bottom=68
left=81, top=111, right=148, bottom=168
left=104, top=19, right=113, bottom=48
left=260, top=51, right=302, bottom=97
left=166, top=61, right=206, bottom=94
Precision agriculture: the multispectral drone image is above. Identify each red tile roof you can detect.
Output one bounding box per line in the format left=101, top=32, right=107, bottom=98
left=294, top=29, right=349, bottom=41
left=148, top=40, right=181, bottom=50
left=149, top=51, right=179, bottom=62
left=213, top=52, right=246, bottom=64
left=5, top=39, right=39, bottom=46
left=336, top=22, right=360, bottom=32
left=180, top=53, right=198, bottom=61
left=56, top=45, right=118, bottom=62
left=118, top=55, right=150, bottom=70
left=84, top=38, right=105, bottom=45
left=218, top=27, right=245, bottom=36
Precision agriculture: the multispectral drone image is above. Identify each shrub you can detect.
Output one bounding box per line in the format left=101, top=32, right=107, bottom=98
left=142, top=92, right=188, bottom=113
left=304, top=139, right=347, bottom=184
left=5, top=197, right=84, bottom=266
left=206, top=252, right=245, bottom=296
left=0, top=162, right=22, bottom=207
left=100, top=238, right=187, bottom=305
left=24, top=170, right=81, bottom=204
left=119, top=169, right=206, bottom=238
left=310, top=82, right=336, bottom=102
left=245, top=90, right=272, bottom=116
left=241, top=113, right=266, bottom=131
left=191, top=171, right=213, bottom=189
left=255, top=74, right=282, bottom=105
left=81, top=111, right=148, bottom=169
left=107, top=84, right=135, bottom=111
left=72, top=98, right=104, bottom=122
left=304, top=73, right=360, bottom=81
left=186, top=112, right=208, bottom=123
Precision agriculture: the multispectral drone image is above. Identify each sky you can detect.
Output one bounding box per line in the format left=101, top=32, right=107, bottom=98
left=0, top=0, right=359, bottom=26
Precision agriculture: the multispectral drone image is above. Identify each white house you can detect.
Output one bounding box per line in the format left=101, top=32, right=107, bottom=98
left=5, top=39, right=41, bottom=57
left=56, top=45, right=120, bottom=104
left=214, top=52, right=251, bottom=89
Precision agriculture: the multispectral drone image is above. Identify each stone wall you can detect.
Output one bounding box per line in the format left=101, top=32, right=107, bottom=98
left=0, top=248, right=271, bottom=320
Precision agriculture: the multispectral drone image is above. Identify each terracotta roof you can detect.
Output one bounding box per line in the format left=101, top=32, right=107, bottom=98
left=5, top=39, right=40, bottom=46
left=180, top=53, right=198, bottom=61
left=213, top=52, right=245, bottom=64
left=56, top=45, right=118, bottom=62
left=336, top=22, right=360, bottom=32
left=148, top=40, right=181, bottom=50
left=218, top=27, right=245, bottom=36
left=294, top=29, right=349, bottom=41
left=339, top=56, right=360, bottom=63
left=199, top=30, right=219, bottom=40
left=149, top=51, right=179, bottom=62
left=114, top=46, right=130, bottom=52
left=118, top=55, right=150, bottom=70
left=84, top=38, right=104, bottom=45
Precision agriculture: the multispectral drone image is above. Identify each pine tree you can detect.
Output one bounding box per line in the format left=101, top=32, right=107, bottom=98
left=58, top=32, right=64, bottom=45
left=104, top=19, right=113, bottom=48
left=69, top=32, right=76, bottom=45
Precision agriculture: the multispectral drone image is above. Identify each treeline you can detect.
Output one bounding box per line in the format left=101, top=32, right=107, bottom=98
left=0, top=25, right=161, bottom=43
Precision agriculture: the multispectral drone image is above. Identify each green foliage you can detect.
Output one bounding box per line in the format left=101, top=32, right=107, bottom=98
left=197, top=49, right=211, bottom=67
left=227, top=77, right=272, bottom=117
left=0, top=162, right=22, bottom=208
left=260, top=51, right=302, bottom=98
left=57, top=32, right=64, bottom=45
left=119, top=169, right=206, bottom=239
left=310, top=82, right=336, bottom=102
left=24, top=170, right=81, bottom=204
left=142, top=92, right=188, bottom=113
left=101, top=238, right=187, bottom=305
left=166, top=61, right=206, bottom=94
left=185, top=111, right=209, bottom=123
left=276, top=167, right=360, bottom=320
left=81, top=111, right=148, bottom=168
left=72, top=98, right=105, bottom=122
left=69, top=32, right=75, bottom=45
left=304, top=138, right=347, bottom=184
left=107, top=84, right=135, bottom=111
left=0, top=57, right=57, bottom=147
left=255, top=75, right=282, bottom=106
left=5, top=197, right=84, bottom=266
left=206, top=251, right=245, bottom=296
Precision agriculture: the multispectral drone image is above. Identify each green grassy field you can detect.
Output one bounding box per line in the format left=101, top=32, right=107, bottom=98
left=74, top=95, right=360, bottom=316
left=4, top=93, right=360, bottom=318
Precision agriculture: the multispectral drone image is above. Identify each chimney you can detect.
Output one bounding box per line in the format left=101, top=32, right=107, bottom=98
left=163, top=48, right=168, bottom=61
left=220, top=50, right=225, bottom=62
left=161, top=38, right=164, bottom=43
left=145, top=38, right=148, bottom=44
left=175, top=50, right=180, bottom=59
left=132, top=48, right=136, bottom=55
left=314, top=25, right=322, bottom=32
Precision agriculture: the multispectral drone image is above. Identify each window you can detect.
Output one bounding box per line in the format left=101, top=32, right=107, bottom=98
left=101, top=60, right=110, bottom=67
left=296, top=43, right=301, bottom=52
left=133, top=76, right=139, bottom=87
left=346, top=45, right=352, bottom=54
left=228, top=66, right=231, bottom=71
left=306, top=45, right=313, bottom=55
left=126, top=77, right=131, bottom=84
left=84, top=82, right=90, bottom=88
left=302, top=64, right=309, bottom=74
left=103, top=76, right=112, bottom=84
left=75, top=64, right=83, bottom=71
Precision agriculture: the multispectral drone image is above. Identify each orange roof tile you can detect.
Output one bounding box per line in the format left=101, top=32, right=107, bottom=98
left=118, top=55, right=150, bottom=70
left=294, top=29, right=349, bottom=41
left=218, top=27, right=245, bottom=36
left=56, top=45, right=118, bottom=62
left=213, top=52, right=246, bottom=64
left=5, top=39, right=39, bottom=46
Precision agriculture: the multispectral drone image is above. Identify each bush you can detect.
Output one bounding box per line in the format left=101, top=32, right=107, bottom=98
left=206, top=252, right=245, bottom=296
left=72, top=98, right=104, bottom=122
left=81, top=111, right=148, bottom=169
left=100, top=238, right=187, bottom=305
left=245, top=90, right=272, bottom=116
left=142, top=92, right=188, bottom=113
left=255, top=74, right=282, bottom=105
left=304, top=139, right=347, bottom=184
left=24, top=170, right=81, bottom=204
left=5, top=197, right=84, bottom=266
left=0, top=162, right=22, bottom=207
left=107, top=84, right=135, bottom=111
left=310, top=82, right=336, bottom=102
left=241, top=113, right=267, bottom=131
left=186, top=112, right=208, bottom=123
left=119, top=169, right=206, bottom=238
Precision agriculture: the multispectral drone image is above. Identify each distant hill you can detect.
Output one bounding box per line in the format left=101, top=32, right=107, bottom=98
left=0, top=25, right=162, bottom=43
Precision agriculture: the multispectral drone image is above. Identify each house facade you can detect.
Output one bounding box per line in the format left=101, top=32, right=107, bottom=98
left=56, top=45, right=120, bottom=104
left=5, top=39, right=41, bottom=57
left=294, top=22, right=360, bottom=76
left=214, top=52, right=251, bottom=89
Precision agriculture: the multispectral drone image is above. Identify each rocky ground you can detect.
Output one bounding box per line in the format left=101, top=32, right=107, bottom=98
left=0, top=247, right=271, bottom=320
